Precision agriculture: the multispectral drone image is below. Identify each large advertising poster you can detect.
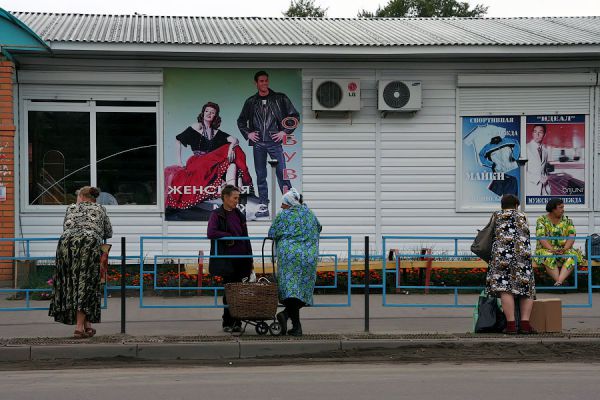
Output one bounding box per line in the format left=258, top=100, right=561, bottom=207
left=525, top=115, right=586, bottom=206
left=163, top=69, right=302, bottom=221
left=460, top=116, right=521, bottom=209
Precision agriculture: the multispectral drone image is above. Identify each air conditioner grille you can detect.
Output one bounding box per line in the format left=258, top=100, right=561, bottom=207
left=383, top=81, right=411, bottom=109
left=316, top=81, right=343, bottom=109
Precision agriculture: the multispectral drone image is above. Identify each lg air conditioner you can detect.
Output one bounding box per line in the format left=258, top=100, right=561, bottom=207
left=312, top=79, right=361, bottom=111
left=378, top=80, right=422, bottom=112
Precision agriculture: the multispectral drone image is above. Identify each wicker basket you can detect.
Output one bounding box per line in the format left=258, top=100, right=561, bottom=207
left=225, top=281, right=278, bottom=320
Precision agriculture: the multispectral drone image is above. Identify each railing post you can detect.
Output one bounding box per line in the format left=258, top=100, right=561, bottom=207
left=267, top=159, right=282, bottom=219
left=120, top=236, right=126, bottom=334
left=198, top=250, right=204, bottom=288
left=516, top=157, right=528, bottom=211
left=364, top=235, right=370, bottom=333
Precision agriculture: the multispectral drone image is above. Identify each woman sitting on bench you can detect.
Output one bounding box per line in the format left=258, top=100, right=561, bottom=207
left=534, top=198, right=583, bottom=286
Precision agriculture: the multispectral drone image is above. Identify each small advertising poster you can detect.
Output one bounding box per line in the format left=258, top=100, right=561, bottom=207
left=525, top=115, right=586, bottom=206
left=163, top=68, right=302, bottom=221
left=460, top=116, right=521, bottom=210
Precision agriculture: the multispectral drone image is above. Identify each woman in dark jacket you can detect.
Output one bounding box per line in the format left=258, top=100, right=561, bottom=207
left=207, top=185, right=253, bottom=332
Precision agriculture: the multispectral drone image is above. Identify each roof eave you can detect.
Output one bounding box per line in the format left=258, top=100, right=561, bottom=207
left=30, top=42, right=600, bottom=60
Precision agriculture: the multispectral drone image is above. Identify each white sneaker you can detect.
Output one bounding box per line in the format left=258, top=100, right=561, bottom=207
left=255, top=204, right=269, bottom=218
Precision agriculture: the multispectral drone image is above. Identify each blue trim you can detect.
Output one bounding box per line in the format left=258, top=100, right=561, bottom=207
left=0, top=8, right=50, bottom=54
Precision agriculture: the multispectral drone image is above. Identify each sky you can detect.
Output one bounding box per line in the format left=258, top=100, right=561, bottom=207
left=1, top=0, right=600, bottom=18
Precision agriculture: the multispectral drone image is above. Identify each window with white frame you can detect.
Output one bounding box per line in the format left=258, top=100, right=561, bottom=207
left=26, top=100, right=158, bottom=206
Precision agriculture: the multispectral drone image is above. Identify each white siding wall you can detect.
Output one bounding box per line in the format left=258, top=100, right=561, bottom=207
left=303, top=69, right=377, bottom=255
left=15, top=59, right=600, bottom=258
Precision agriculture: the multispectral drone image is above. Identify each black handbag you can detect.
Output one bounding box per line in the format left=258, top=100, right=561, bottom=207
left=471, top=214, right=496, bottom=263
left=475, top=295, right=507, bottom=333
left=586, top=233, right=600, bottom=258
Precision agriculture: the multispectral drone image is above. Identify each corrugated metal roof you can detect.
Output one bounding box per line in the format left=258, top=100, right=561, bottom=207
left=9, top=12, right=600, bottom=47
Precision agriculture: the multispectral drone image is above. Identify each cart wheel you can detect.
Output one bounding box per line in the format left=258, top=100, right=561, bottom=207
left=255, top=321, right=269, bottom=335
left=269, top=321, right=282, bottom=336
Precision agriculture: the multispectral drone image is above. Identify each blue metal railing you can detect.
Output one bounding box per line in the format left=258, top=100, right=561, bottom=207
left=138, top=235, right=353, bottom=309
left=2, top=234, right=597, bottom=313
left=0, top=237, right=110, bottom=311
left=382, top=235, right=595, bottom=309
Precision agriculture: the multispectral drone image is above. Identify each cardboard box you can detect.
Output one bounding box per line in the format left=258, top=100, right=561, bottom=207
left=530, top=298, right=562, bottom=333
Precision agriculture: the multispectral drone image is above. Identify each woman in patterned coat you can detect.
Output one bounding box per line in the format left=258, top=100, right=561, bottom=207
left=486, top=194, right=536, bottom=334
left=268, top=188, right=321, bottom=336
left=49, top=186, right=113, bottom=338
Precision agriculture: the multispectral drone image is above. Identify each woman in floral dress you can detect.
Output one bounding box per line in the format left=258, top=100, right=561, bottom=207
left=486, top=194, right=536, bottom=334
left=268, top=188, right=321, bottom=336
left=534, top=198, right=582, bottom=286
left=49, top=186, right=113, bottom=338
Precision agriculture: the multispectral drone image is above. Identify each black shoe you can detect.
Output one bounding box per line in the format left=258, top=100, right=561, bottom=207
left=223, top=326, right=233, bottom=333
left=288, top=324, right=302, bottom=337
left=231, top=324, right=243, bottom=333
left=276, top=311, right=288, bottom=336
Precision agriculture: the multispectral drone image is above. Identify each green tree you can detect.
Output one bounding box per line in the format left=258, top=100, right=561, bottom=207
left=283, top=0, right=328, bottom=17
left=358, top=0, right=488, bottom=18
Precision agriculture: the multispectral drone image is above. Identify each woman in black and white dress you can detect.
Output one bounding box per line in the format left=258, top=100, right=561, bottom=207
left=49, top=186, right=112, bottom=338
left=486, top=194, right=536, bottom=334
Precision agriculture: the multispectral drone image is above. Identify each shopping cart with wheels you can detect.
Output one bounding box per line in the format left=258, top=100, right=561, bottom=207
left=224, top=237, right=282, bottom=336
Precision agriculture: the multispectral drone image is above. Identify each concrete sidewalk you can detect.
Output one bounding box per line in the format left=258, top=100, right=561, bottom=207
left=2, top=293, right=599, bottom=337
left=1, top=293, right=599, bottom=363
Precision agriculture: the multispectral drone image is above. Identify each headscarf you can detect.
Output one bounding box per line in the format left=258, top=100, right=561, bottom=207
left=281, top=187, right=302, bottom=207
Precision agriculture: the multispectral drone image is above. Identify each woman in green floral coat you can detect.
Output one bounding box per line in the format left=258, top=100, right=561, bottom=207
left=49, top=186, right=112, bottom=338
left=268, top=188, right=321, bottom=336
left=535, top=198, right=582, bottom=286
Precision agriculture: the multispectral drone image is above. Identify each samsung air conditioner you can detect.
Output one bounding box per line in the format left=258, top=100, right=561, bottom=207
left=378, top=80, right=422, bottom=112
left=312, top=79, right=361, bottom=111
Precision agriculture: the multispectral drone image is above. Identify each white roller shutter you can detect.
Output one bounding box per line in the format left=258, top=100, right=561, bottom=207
left=458, top=73, right=594, bottom=115
left=459, top=87, right=591, bottom=115
left=18, top=70, right=162, bottom=101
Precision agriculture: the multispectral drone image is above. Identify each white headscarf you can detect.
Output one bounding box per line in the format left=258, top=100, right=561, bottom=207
left=281, top=187, right=302, bottom=207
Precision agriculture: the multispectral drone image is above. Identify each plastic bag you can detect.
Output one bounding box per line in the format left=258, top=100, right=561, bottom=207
left=474, top=291, right=506, bottom=333
left=249, top=270, right=257, bottom=283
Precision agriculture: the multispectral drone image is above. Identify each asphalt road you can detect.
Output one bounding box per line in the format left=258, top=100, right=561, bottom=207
left=2, top=362, right=600, bottom=400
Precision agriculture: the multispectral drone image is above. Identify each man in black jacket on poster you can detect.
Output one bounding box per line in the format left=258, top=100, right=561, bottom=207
left=237, top=70, right=300, bottom=218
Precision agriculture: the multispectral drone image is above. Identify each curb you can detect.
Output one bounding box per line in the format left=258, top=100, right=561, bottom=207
left=3, top=337, right=600, bottom=362
left=137, top=342, right=239, bottom=360
left=31, top=344, right=136, bottom=361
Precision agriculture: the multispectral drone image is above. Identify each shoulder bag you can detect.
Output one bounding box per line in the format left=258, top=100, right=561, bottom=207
left=471, top=214, right=496, bottom=263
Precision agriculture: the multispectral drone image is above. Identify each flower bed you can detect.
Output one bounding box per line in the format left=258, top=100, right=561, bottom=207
left=106, top=268, right=223, bottom=288
left=10, top=262, right=598, bottom=301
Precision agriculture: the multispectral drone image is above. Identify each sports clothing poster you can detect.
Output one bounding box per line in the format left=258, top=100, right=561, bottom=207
left=460, top=116, right=521, bottom=210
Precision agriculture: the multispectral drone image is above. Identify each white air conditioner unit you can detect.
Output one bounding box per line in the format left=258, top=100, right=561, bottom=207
left=312, top=79, right=361, bottom=111
left=378, top=80, right=422, bottom=112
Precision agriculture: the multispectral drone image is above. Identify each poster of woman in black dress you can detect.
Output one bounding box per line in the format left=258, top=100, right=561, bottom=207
left=165, top=102, right=254, bottom=220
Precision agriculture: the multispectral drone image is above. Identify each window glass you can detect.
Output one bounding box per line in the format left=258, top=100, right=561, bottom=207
left=96, top=112, right=157, bottom=205
left=28, top=111, right=90, bottom=205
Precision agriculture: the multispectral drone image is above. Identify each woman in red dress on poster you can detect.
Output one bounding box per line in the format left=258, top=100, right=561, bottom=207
left=165, top=102, right=253, bottom=210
